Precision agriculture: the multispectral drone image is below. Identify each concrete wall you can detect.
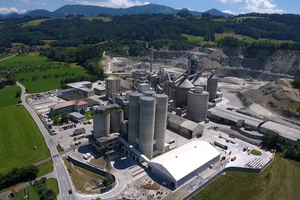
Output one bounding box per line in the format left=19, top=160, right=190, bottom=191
left=67, top=156, right=116, bottom=194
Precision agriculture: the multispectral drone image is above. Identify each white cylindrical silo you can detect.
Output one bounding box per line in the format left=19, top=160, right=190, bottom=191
left=93, top=109, right=110, bottom=138
left=139, top=96, right=156, bottom=159
left=207, top=75, right=219, bottom=101
left=174, top=77, right=194, bottom=107
left=128, top=93, right=143, bottom=148
left=153, top=94, right=168, bottom=154
left=110, top=109, right=124, bottom=132
left=187, top=87, right=209, bottom=122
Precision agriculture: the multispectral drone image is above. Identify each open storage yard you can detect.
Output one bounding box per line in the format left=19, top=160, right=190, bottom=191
left=0, top=87, right=50, bottom=174
left=192, top=154, right=300, bottom=200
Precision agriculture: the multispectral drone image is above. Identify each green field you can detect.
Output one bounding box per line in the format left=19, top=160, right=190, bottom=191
left=8, top=186, right=39, bottom=200
left=192, top=154, right=300, bottom=200
left=37, top=160, right=54, bottom=177
left=212, top=18, right=227, bottom=22
left=84, top=16, right=112, bottom=22
left=21, top=19, right=51, bottom=27
left=0, top=103, right=50, bottom=174
left=0, top=86, right=22, bottom=109
left=235, top=16, right=264, bottom=23
left=0, top=53, right=16, bottom=60
left=47, top=178, right=59, bottom=196
left=16, top=66, right=87, bottom=93
left=36, top=40, right=57, bottom=49
left=182, top=33, right=295, bottom=45
left=1, top=54, right=88, bottom=93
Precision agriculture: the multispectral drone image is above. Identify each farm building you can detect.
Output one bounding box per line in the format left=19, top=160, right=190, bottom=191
left=148, top=140, right=220, bottom=188
left=11, top=188, right=19, bottom=197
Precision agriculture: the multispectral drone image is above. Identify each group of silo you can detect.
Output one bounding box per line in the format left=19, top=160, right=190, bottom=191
left=93, top=105, right=124, bottom=139
left=128, top=92, right=168, bottom=159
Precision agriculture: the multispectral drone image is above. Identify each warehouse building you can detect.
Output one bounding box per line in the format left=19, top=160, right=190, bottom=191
left=148, top=140, right=220, bottom=188
left=260, top=121, right=300, bottom=145
left=106, top=78, right=121, bottom=97
left=50, top=100, right=88, bottom=114
left=69, top=112, right=86, bottom=123
left=167, top=113, right=204, bottom=138
left=66, top=81, right=95, bottom=97
left=207, top=107, right=264, bottom=130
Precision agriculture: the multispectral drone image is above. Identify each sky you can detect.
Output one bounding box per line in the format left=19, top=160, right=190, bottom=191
left=0, top=0, right=299, bottom=15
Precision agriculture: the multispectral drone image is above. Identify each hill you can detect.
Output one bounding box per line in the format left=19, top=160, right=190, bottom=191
left=0, top=4, right=233, bottom=19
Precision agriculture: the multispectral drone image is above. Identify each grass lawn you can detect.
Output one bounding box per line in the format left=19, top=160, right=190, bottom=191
left=47, top=178, right=59, bottom=196
left=56, top=145, right=63, bottom=153
left=0, top=53, right=49, bottom=68
left=63, top=157, right=105, bottom=194
left=21, top=19, right=51, bottom=27
left=181, top=34, right=214, bottom=45
left=37, top=160, right=54, bottom=177
left=0, top=53, right=16, bottom=59
left=8, top=186, right=39, bottom=200
left=251, top=149, right=262, bottom=156
left=0, top=86, right=22, bottom=109
left=192, top=154, right=300, bottom=200
left=84, top=111, right=93, bottom=120
left=84, top=16, right=112, bottom=22
left=0, top=105, right=50, bottom=174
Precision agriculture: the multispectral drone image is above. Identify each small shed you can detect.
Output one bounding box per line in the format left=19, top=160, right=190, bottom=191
left=11, top=188, right=19, bottom=197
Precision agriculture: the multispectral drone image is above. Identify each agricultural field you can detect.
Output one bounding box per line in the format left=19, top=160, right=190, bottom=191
left=0, top=95, right=50, bottom=174
left=21, top=19, right=51, bottom=27
left=84, top=16, right=112, bottom=22
left=0, top=53, right=16, bottom=60
left=0, top=54, right=88, bottom=93
left=192, top=154, right=300, bottom=200
left=0, top=86, right=22, bottom=109
left=182, top=33, right=295, bottom=45
left=36, top=40, right=57, bottom=49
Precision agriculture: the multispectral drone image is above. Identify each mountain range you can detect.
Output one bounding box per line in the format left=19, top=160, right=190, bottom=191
left=0, top=4, right=233, bottom=19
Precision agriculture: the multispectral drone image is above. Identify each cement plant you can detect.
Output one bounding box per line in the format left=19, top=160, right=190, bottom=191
left=21, top=49, right=299, bottom=200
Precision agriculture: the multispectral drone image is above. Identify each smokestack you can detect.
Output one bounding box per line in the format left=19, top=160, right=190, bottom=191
left=150, top=46, right=153, bottom=73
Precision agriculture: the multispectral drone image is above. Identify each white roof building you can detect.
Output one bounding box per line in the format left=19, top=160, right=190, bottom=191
left=148, top=140, right=220, bottom=188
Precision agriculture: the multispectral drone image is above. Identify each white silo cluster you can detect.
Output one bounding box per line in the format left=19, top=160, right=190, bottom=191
left=128, top=92, right=168, bottom=159
left=93, top=104, right=124, bottom=139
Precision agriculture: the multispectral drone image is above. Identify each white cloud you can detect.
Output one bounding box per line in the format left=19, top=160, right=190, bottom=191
left=76, top=0, right=150, bottom=8
left=0, top=7, right=27, bottom=14
left=36, top=1, right=46, bottom=5
left=245, top=0, right=285, bottom=13
left=217, top=0, right=242, bottom=3
left=223, top=10, right=235, bottom=15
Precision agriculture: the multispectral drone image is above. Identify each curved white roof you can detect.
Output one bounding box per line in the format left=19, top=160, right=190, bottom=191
left=149, top=140, right=220, bottom=181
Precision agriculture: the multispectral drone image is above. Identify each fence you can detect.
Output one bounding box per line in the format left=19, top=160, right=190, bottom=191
left=67, top=156, right=117, bottom=194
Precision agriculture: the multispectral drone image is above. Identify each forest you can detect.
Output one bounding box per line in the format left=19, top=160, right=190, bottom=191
left=1, top=12, right=300, bottom=49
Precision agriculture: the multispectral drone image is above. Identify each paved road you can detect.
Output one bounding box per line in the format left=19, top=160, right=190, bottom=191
left=0, top=172, right=56, bottom=200
left=0, top=54, right=16, bottom=62
left=17, top=82, right=76, bottom=200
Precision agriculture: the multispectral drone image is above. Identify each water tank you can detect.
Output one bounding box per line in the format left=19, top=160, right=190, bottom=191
left=128, top=93, right=143, bottom=148
left=93, top=109, right=110, bottom=138
left=187, top=87, right=209, bottom=122
left=153, top=94, right=168, bottom=154
left=110, top=109, right=124, bottom=132
left=139, top=96, right=156, bottom=159
left=174, top=77, right=194, bottom=107
left=207, top=75, right=219, bottom=101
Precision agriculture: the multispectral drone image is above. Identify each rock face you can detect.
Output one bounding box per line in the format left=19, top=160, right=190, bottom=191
left=143, top=47, right=300, bottom=76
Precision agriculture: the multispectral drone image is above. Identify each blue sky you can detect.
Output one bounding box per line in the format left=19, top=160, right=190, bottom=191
left=0, top=0, right=299, bottom=15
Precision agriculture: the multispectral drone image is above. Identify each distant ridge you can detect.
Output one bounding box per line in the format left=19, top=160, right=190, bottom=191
left=0, top=4, right=234, bottom=19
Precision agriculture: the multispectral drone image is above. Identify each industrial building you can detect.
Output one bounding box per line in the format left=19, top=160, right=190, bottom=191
left=207, top=107, right=264, bottom=130
left=128, top=92, right=168, bottom=159
left=93, top=104, right=124, bottom=138
left=50, top=100, right=88, bottom=114
left=167, top=113, right=204, bottom=138
left=66, top=81, right=95, bottom=97
left=186, top=87, right=209, bottom=122
left=106, top=78, right=121, bottom=97
left=259, top=121, right=300, bottom=145
left=69, top=112, right=86, bottom=123
left=207, top=74, right=219, bottom=102
left=148, top=140, right=220, bottom=188
left=94, top=133, right=120, bottom=155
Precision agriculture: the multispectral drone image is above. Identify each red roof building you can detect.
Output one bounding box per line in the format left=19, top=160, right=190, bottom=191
left=11, top=188, right=19, bottom=197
